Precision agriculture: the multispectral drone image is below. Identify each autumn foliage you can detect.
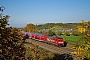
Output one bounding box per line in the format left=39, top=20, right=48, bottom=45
left=25, top=43, right=54, bottom=60
left=71, top=20, right=90, bottom=60
left=24, top=23, right=36, bottom=32
left=0, top=7, right=25, bottom=60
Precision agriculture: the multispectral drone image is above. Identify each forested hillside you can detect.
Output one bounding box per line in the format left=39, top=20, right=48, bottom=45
left=36, top=22, right=83, bottom=30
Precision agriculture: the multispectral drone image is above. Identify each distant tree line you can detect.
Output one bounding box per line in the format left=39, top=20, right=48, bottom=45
left=36, top=23, right=83, bottom=30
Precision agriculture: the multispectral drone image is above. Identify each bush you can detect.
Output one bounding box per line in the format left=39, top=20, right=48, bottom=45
left=57, top=31, right=63, bottom=36
left=72, top=31, right=80, bottom=36
left=64, top=31, right=70, bottom=36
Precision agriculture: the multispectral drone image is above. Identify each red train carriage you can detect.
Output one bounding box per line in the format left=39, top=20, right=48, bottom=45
left=35, top=34, right=47, bottom=42
left=27, top=32, right=32, bottom=38
left=22, top=32, right=29, bottom=40
left=30, top=33, right=36, bottom=39
left=40, top=35, right=47, bottom=42
left=22, top=32, right=26, bottom=36
left=35, top=34, right=40, bottom=40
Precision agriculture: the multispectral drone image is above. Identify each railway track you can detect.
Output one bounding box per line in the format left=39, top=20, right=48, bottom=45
left=25, top=39, right=77, bottom=60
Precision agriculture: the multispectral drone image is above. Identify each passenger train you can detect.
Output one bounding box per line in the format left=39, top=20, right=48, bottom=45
left=22, top=32, right=67, bottom=47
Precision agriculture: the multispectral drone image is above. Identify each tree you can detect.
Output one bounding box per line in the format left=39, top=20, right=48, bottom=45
left=83, top=21, right=90, bottom=59
left=47, top=30, right=55, bottom=36
left=71, top=20, right=90, bottom=60
left=0, top=6, right=5, bottom=12
left=84, top=21, right=90, bottom=41
left=24, top=23, right=36, bottom=32
left=0, top=6, right=25, bottom=60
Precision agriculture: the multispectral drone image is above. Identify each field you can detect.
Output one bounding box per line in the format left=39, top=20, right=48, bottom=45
left=58, top=35, right=82, bottom=44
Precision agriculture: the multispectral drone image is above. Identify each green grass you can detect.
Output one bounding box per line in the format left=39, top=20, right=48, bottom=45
left=58, top=35, right=82, bottom=44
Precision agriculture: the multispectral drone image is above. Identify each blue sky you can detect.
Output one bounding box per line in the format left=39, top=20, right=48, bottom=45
left=0, top=0, right=90, bottom=27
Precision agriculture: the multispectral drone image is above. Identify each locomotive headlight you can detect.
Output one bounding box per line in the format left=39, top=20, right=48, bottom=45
left=58, top=42, right=64, bottom=43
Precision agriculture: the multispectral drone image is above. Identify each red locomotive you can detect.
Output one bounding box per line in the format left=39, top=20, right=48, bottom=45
left=46, top=36, right=67, bottom=47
